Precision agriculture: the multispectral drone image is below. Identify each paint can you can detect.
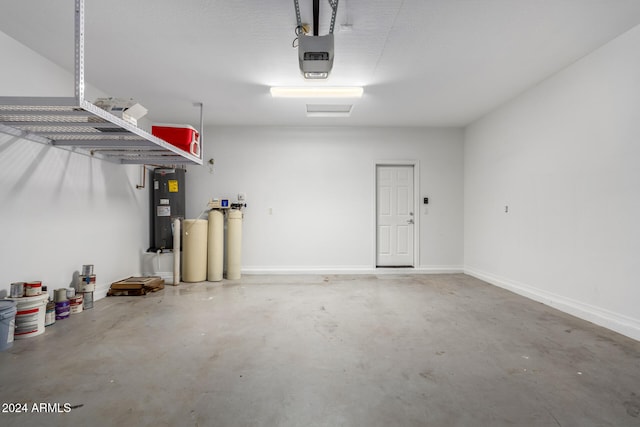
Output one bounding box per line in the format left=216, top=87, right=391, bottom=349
left=69, top=295, right=83, bottom=314
left=54, top=289, right=68, bottom=302
left=82, top=265, right=94, bottom=276
left=45, top=301, right=56, bottom=327
left=10, top=282, right=25, bottom=298
left=55, top=300, right=70, bottom=320
left=24, top=281, right=42, bottom=296
left=6, top=294, right=48, bottom=339
left=82, top=292, right=94, bottom=310
left=66, top=287, right=75, bottom=299
left=0, top=300, right=17, bottom=351
left=79, top=275, right=96, bottom=292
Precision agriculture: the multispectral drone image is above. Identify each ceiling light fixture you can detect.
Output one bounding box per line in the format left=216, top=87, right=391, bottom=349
left=270, top=86, right=363, bottom=98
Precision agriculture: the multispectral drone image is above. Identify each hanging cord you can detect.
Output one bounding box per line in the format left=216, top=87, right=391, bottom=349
left=293, top=23, right=308, bottom=48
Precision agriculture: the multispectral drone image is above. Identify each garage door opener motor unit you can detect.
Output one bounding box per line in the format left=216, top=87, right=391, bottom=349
left=294, top=0, right=339, bottom=79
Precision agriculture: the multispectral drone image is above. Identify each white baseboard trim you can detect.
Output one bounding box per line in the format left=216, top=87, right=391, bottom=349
left=241, top=265, right=464, bottom=275
left=375, top=266, right=464, bottom=274
left=242, top=266, right=375, bottom=275
left=94, top=282, right=110, bottom=301
left=464, top=266, right=640, bottom=342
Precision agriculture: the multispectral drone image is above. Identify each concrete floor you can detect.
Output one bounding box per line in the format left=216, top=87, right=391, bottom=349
left=0, top=274, right=639, bottom=427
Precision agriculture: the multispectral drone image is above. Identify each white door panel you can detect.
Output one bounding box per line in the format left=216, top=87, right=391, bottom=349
left=376, top=165, right=414, bottom=267
left=378, top=225, right=391, bottom=255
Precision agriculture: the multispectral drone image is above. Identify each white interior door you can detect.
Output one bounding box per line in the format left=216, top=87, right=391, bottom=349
left=376, top=165, right=415, bottom=267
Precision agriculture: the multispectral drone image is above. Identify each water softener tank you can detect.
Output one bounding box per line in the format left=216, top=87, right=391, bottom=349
left=207, top=210, right=224, bottom=282
left=226, top=209, right=242, bottom=280
left=182, top=219, right=208, bottom=282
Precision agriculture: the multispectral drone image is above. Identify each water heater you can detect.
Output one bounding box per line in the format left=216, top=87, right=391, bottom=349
left=150, top=168, right=185, bottom=251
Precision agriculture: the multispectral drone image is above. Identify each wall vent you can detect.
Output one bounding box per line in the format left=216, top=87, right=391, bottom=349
left=306, top=104, right=352, bottom=117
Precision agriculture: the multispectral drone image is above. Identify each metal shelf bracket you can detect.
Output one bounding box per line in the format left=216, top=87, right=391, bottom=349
left=0, top=0, right=203, bottom=166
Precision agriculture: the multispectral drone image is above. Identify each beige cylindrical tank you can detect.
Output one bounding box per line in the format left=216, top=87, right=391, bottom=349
left=226, top=209, right=242, bottom=280
left=182, top=219, right=207, bottom=282
left=207, top=210, right=224, bottom=282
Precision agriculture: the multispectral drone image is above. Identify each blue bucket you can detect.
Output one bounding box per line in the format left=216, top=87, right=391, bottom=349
left=0, top=300, right=17, bottom=351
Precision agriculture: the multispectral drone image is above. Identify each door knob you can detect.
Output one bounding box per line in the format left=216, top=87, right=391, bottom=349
left=407, top=219, right=414, bottom=224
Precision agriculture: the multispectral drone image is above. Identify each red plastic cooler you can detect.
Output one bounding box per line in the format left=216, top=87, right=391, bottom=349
left=152, top=124, right=200, bottom=157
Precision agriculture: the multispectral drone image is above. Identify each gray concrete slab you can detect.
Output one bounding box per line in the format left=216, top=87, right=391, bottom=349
left=0, top=274, right=639, bottom=426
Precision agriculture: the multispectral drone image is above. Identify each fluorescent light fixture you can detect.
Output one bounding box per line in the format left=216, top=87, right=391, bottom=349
left=270, top=86, right=364, bottom=98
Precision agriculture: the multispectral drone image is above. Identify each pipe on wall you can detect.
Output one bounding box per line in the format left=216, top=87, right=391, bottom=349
left=173, top=217, right=181, bottom=285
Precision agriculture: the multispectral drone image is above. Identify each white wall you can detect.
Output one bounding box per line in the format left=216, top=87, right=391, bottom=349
left=186, top=127, right=464, bottom=273
left=464, top=25, right=640, bottom=340
left=0, top=31, right=149, bottom=299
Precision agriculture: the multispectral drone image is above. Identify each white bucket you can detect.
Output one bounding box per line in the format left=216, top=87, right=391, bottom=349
left=6, top=294, right=48, bottom=339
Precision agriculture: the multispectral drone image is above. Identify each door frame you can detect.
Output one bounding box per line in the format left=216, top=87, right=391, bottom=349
left=373, top=160, right=420, bottom=269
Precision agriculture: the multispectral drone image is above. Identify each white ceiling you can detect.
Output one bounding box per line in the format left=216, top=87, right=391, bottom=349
left=1, top=0, right=640, bottom=128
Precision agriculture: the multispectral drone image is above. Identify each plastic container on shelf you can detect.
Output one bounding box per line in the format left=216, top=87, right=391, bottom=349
left=152, top=124, right=200, bottom=157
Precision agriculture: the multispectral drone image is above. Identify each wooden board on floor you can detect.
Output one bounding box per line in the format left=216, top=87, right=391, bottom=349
left=108, top=276, right=164, bottom=296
